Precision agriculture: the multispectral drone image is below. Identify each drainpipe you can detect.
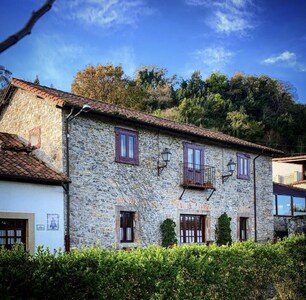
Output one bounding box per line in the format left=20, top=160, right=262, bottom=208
left=253, top=154, right=261, bottom=242
left=64, top=118, right=71, bottom=252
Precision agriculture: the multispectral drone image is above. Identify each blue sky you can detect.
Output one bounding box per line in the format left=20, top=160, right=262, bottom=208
left=1, top=0, right=306, bottom=103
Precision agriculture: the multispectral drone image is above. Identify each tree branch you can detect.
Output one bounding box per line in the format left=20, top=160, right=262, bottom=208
left=0, top=0, right=55, bottom=54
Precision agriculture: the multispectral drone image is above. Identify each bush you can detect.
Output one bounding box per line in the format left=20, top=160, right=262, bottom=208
left=160, top=218, right=178, bottom=247
left=216, top=212, right=232, bottom=245
left=0, top=235, right=305, bottom=299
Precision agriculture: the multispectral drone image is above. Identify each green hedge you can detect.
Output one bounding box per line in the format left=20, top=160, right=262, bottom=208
left=0, top=235, right=305, bottom=299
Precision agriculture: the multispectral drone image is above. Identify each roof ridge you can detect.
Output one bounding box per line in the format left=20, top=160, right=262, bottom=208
left=9, top=78, right=283, bottom=155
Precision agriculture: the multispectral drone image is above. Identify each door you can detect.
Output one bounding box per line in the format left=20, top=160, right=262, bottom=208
left=184, top=143, right=204, bottom=185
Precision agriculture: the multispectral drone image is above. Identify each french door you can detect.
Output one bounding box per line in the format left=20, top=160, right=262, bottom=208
left=180, top=215, right=205, bottom=243
left=183, top=143, right=204, bottom=185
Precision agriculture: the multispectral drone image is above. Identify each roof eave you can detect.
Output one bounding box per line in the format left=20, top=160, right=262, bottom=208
left=0, top=174, right=70, bottom=186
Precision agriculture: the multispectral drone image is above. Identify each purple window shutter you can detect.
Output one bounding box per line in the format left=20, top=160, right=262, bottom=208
left=183, top=143, right=191, bottom=183
left=134, top=133, right=139, bottom=165
left=115, top=127, right=121, bottom=162
left=237, top=153, right=250, bottom=180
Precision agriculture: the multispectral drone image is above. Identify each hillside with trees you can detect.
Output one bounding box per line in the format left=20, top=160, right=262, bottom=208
left=70, top=64, right=305, bottom=154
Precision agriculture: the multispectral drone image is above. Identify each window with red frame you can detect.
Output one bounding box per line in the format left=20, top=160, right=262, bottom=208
left=180, top=214, right=205, bottom=243
left=120, top=212, right=134, bottom=243
left=115, top=128, right=139, bottom=165
left=0, top=219, right=26, bottom=250
left=237, top=153, right=250, bottom=180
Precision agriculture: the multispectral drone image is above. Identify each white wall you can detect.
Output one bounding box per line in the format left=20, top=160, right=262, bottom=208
left=273, top=162, right=303, bottom=184
left=0, top=181, right=64, bottom=252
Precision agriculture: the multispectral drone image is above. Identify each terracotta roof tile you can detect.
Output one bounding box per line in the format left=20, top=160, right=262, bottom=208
left=8, top=78, right=283, bottom=155
left=0, top=132, right=68, bottom=184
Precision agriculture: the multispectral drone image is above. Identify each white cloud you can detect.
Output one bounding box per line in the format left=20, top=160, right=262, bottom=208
left=263, top=51, right=296, bottom=64
left=263, top=51, right=306, bottom=72
left=194, top=46, right=233, bottom=69
left=185, top=0, right=255, bottom=34
left=214, top=11, right=252, bottom=33
left=56, top=0, right=154, bottom=28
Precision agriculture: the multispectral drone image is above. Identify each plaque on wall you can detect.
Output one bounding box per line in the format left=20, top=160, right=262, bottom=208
left=47, top=214, right=59, bottom=231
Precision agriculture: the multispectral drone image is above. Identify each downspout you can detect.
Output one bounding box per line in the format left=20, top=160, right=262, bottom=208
left=253, top=154, right=261, bottom=242
left=65, top=116, right=71, bottom=252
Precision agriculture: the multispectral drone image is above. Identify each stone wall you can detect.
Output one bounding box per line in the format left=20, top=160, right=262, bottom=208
left=0, top=88, right=274, bottom=248
left=0, top=89, right=64, bottom=171
left=68, top=114, right=274, bottom=248
left=274, top=216, right=306, bottom=237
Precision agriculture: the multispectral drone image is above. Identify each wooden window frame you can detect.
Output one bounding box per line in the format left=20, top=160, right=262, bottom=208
left=115, top=127, right=139, bottom=165
left=239, top=217, right=248, bottom=241
left=183, top=143, right=205, bottom=186
left=237, top=153, right=251, bottom=180
left=120, top=211, right=134, bottom=243
left=0, top=219, right=27, bottom=250
left=180, top=214, right=205, bottom=244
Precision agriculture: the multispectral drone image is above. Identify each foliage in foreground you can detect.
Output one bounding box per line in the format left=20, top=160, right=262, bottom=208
left=0, top=235, right=305, bottom=300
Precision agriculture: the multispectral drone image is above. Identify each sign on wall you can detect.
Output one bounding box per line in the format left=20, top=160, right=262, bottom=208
left=47, top=214, right=59, bottom=231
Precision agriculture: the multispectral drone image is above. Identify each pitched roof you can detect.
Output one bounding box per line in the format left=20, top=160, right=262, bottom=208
left=3, top=78, right=282, bottom=155
left=273, top=155, right=306, bottom=163
left=0, top=132, right=69, bottom=185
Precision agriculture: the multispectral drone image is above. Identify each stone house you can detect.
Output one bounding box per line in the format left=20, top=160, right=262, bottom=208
left=272, top=156, right=306, bottom=237
left=0, top=78, right=282, bottom=250
left=0, top=132, right=68, bottom=252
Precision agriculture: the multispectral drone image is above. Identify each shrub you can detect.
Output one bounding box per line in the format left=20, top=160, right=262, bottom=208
left=160, top=218, right=178, bottom=247
left=0, top=235, right=305, bottom=299
left=216, top=212, right=232, bottom=245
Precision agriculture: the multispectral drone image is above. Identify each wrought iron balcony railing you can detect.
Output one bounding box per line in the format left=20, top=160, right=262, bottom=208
left=181, top=163, right=215, bottom=189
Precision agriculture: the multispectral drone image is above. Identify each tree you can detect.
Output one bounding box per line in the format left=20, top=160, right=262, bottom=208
left=216, top=212, right=232, bottom=246
left=134, top=66, right=175, bottom=111
left=0, top=66, right=12, bottom=97
left=34, top=75, right=40, bottom=85
left=0, top=0, right=55, bottom=53
left=71, top=64, right=128, bottom=105
left=160, top=218, right=178, bottom=247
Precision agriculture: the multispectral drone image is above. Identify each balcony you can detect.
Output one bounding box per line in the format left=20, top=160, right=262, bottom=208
left=181, top=163, right=216, bottom=189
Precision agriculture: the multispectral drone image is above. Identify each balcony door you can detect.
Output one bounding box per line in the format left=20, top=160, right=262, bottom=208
left=183, top=143, right=204, bottom=185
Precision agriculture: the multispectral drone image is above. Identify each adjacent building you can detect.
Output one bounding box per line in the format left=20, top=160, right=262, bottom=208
left=272, top=156, right=306, bottom=237
left=0, top=132, right=68, bottom=252
left=0, top=78, right=283, bottom=250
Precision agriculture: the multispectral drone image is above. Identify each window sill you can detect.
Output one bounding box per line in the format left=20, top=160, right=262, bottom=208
left=115, top=159, right=139, bottom=166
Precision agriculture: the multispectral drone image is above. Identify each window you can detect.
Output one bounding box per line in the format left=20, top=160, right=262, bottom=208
left=237, top=153, right=250, bottom=180
left=180, top=215, right=205, bottom=243
left=115, top=128, right=139, bottom=165
left=29, top=127, right=41, bottom=148
left=183, top=143, right=204, bottom=186
left=239, top=217, right=248, bottom=241
left=0, top=219, right=26, bottom=250
left=293, top=197, right=306, bottom=216
left=120, top=212, right=134, bottom=243
left=273, top=195, right=306, bottom=216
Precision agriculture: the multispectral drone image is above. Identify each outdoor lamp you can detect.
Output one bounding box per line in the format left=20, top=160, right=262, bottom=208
left=157, top=148, right=172, bottom=176
left=222, top=158, right=236, bottom=183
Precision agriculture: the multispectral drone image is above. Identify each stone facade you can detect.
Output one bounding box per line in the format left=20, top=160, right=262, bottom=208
left=0, top=89, right=64, bottom=172
left=67, top=114, right=273, bottom=248
left=0, top=89, right=275, bottom=248
left=274, top=216, right=306, bottom=237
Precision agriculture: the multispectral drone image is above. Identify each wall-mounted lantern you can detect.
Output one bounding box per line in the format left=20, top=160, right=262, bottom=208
left=222, top=158, right=236, bottom=183
left=157, top=148, right=172, bottom=176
